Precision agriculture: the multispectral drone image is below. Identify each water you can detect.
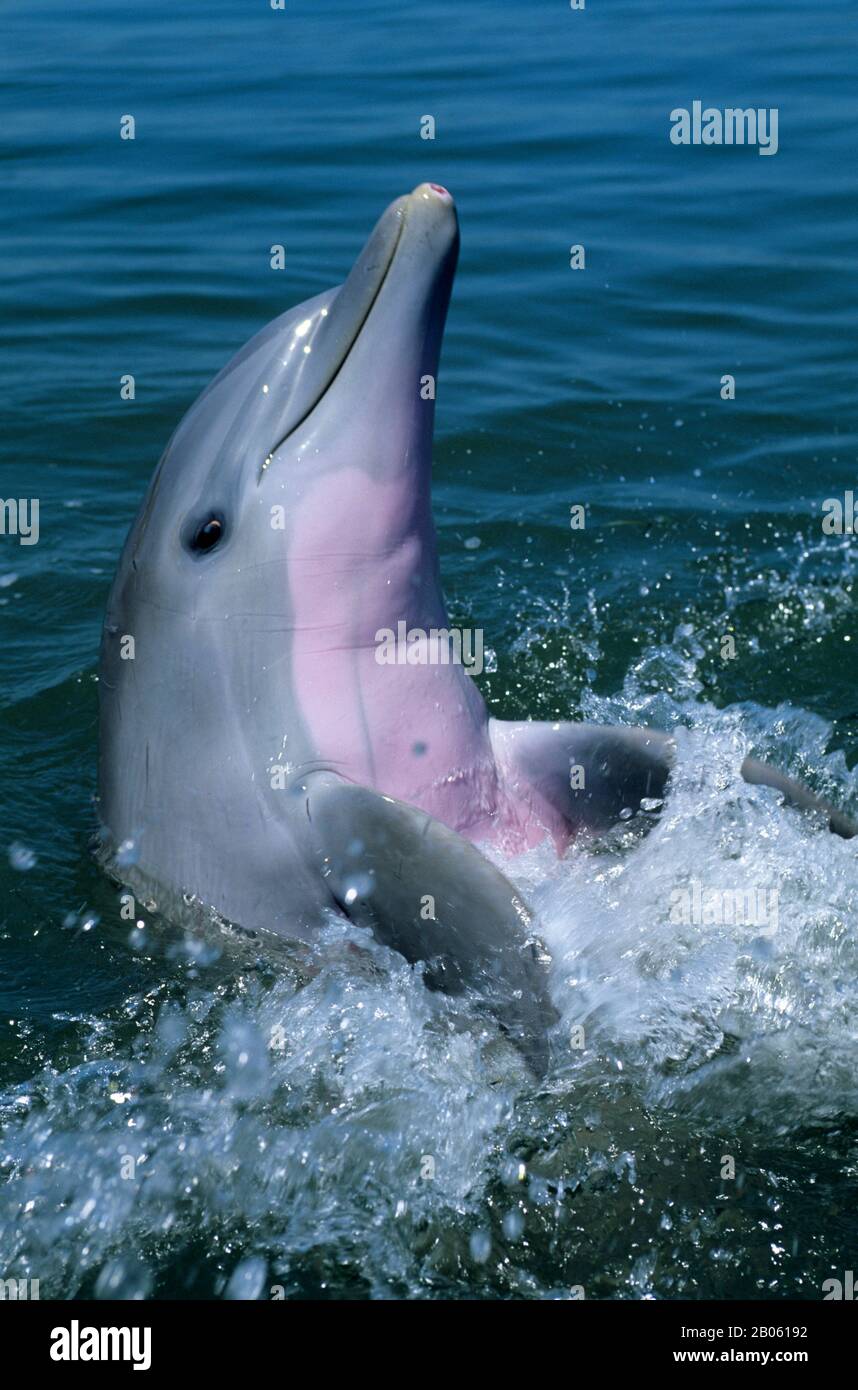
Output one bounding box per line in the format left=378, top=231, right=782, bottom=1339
left=2, top=0, right=858, bottom=1299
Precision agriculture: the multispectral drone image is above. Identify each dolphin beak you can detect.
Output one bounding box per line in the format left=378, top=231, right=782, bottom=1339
left=265, top=185, right=459, bottom=461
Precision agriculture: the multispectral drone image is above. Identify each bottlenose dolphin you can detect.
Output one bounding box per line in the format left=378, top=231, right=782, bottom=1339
left=98, top=183, right=856, bottom=1066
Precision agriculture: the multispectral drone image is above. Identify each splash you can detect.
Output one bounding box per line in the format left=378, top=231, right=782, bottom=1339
left=3, top=618, right=858, bottom=1298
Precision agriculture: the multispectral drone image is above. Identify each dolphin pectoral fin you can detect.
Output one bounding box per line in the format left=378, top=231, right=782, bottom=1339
left=492, top=718, right=857, bottom=842
left=491, top=719, right=675, bottom=835
left=302, top=773, right=558, bottom=1074
left=740, top=756, right=858, bottom=839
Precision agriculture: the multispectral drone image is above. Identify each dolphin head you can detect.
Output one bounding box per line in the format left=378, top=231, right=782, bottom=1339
left=98, top=185, right=474, bottom=919
left=117, top=182, right=459, bottom=619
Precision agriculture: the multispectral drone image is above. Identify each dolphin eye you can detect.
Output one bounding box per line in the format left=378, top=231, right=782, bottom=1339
left=189, top=517, right=224, bottom=553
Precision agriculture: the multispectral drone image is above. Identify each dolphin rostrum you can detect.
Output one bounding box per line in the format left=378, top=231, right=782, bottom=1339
left=98, top=184, right=856, bottom=1068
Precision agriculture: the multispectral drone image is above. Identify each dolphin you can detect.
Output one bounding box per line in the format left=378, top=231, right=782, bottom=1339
left=98, top=183, right=856, bottom=1067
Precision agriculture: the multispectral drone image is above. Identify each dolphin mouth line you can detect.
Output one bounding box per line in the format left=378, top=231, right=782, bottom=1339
left=259, top=204, right=408, bottom=477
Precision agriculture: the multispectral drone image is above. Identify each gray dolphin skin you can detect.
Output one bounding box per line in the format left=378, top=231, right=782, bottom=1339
left=98, top=183, right=856, bottom=1071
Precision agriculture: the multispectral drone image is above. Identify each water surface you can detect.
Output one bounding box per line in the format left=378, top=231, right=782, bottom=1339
left=2, top=0, right=858, bottom=1299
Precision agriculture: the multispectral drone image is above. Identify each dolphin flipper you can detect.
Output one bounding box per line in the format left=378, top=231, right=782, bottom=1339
left=491, top=719, right=675, bottom=835
left=492, top=719, right=858, bottom=842
left=303, top=773, right=559, bottom=1073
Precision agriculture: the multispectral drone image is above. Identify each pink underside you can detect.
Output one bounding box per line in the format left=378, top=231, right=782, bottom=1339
left=287, top=467, right=573, bottom=858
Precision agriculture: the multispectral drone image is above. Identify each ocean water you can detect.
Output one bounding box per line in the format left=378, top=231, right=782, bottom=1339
left=2, top=0, right=858, bottom=1299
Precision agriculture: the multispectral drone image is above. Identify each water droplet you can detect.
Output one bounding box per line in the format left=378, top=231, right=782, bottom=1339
left=469, top=1230, right=491, bottom=1264
left=502, top=1209, right=524, bottom=1240
left=342, top=872, right=374, bottom=905
left=94, top=1254, right=153, bottom=1301
left=9, top=843, right=36, bottom=871
left=224, top=1256, right=268, bottom=1301
left=220, top=1017, right=271, bottom=1100
left=116, top=838, right=138, bottom=867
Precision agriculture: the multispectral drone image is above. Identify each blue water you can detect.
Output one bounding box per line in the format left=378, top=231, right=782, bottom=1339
left=2, top=0, right=858, bottom=1299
